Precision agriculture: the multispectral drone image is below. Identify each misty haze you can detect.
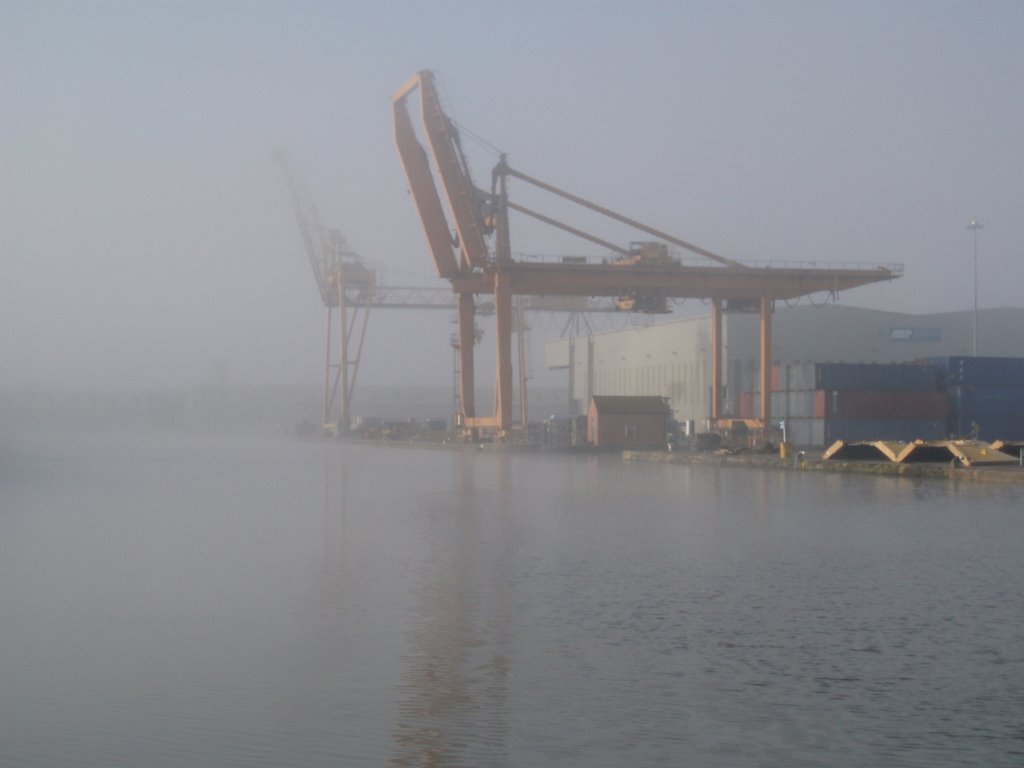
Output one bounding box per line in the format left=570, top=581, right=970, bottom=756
left=3, top=2, right=1024, bottom=766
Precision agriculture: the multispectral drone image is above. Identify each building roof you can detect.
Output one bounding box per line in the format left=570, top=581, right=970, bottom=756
left=590, top=395, right=671, bottom=415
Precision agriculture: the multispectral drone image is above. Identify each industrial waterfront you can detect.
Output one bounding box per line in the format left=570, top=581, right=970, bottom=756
left=2, top=428, right=1022, bottom=767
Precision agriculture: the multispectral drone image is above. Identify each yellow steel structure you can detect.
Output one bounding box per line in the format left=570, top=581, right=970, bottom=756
left=824, top=439, right=1017, bottom=467
left=277, top=149, right=374, bottom=433
left=394, top=70, right=901, bottom=437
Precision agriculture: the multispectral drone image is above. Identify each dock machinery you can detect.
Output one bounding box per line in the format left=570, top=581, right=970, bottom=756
left=276, top=149, right=374, bottom=434
left=393, top=70, right=901, bottom=439
left=279, top=149, right=618, bottom=433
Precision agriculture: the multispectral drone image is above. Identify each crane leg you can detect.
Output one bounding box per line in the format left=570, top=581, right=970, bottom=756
left=711, top=299, right=722, bottom=421
left=495, top=271, right=514, bottom=432
left=458, top=293, right=476, bottom=427
left=760, top=296, right=773, bottom=430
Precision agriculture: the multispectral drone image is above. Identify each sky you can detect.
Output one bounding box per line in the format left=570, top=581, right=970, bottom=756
left=3, top=0, right=1022, bottom=393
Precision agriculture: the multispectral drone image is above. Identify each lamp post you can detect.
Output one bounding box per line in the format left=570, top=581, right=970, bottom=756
left=967, top=220, right=983, bottom=356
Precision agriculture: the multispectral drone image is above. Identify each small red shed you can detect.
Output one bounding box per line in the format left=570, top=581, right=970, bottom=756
left=587, top=396, right=671, bottom=448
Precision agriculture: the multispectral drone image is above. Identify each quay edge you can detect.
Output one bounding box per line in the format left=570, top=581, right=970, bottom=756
left=622, top=450, right=1024, bottom=484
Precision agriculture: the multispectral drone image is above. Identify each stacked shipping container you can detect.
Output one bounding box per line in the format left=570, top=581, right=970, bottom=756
left=738, top=362, right=947, bottom=446
left=736, top=358, right=1024, bottom=445
left=923, top=357, right=1024, bottom=440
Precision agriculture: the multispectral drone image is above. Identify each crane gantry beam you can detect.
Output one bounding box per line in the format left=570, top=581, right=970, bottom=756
left=393, top=69, right=901, bottom=438
left=445, top=261, right=902, bottom=302
left=340, top=283, right=619, bottom=313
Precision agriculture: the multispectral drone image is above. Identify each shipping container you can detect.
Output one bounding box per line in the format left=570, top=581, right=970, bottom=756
left=976, top=417, right=1024, bottom=441
left=827, top=390, right=948, bottom=421
left=771, top=390, right=826, bottom=419
left=771, top=362, right=817, bottom=392
left=738, top=392, right=754, bottom=419
left=783, top=417, right=826, bottom=447
left=813, top=390, right=826, bottom=419
left=815, top=363, right=942, bottom=392
left=924, top=356, right=1024, bottom=388
left=824, top=419, right=946, bottom=443
left=742, top=391, right=766, bottom=419
left=948, top=415, right=1024, bottom=441
left=947, top=386, right=1024, bottom=418
left=789, top=362, right=818, bottom=391
left=947, top=385, right=1024, bottom=438
left=947, top=412, right=1024, bottom=441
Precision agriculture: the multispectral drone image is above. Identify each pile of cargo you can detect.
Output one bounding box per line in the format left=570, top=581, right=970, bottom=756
left=739, top=362, right=947, bottom=446
left=924, top=356, right=1024, bottom=441
left=737, top=357, right=1024, bottom=446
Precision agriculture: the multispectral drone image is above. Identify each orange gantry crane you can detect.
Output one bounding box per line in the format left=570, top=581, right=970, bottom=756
left=276, top=148, right=375, bottom=433
left=278, top=148, right=618, bottom=433
left=393, top=70, right=901, bottom=438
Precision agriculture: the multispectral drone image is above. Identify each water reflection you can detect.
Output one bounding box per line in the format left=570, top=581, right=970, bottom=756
left=390, top=452, right=511, bottom=767
left=5, top=434, right=1021, bottom=767
left=318, top=450, right=349, bottom=613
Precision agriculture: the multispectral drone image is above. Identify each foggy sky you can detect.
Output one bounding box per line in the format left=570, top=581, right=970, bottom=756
left=3, top=1, right=1022, bottom=393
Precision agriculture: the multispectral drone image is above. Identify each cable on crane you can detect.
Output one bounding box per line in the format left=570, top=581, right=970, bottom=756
left=453, top=119, right=505, bottom=158
left=434, top=69, right=506, bottom=159
left=804, top=291, right=837, bottom=308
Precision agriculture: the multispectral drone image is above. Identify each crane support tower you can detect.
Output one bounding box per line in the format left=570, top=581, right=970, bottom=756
left=393, top=70, right=901, bottom=439
left=276, top=149, right=375, bottom=434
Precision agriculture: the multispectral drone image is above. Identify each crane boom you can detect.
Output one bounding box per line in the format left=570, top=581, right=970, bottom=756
left=274, top=148, right=335, bottom=304
left=393, top=71, right=492, bottom=274
left=393, top=80, right=461, bottom=279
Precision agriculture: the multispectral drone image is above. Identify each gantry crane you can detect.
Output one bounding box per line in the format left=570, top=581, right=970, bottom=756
left=278, top=149, right=619, bottom=432
left=393, top=70, right=901, bottom=438
left=276, top=149, right=374, bottom=433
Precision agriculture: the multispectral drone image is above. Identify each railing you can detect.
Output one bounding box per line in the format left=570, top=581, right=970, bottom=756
left=509, top=250, right=902, bottom=275
left=741, top=259, right=904, bottom=275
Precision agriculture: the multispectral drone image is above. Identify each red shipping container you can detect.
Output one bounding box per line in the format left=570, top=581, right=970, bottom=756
left=738, top=392, right=754, bottom=419
left=812, top=389, right=826, bottom=418
left=827, top=390, right=947, bottom=421
left=773, top=390, right=827, bottom=418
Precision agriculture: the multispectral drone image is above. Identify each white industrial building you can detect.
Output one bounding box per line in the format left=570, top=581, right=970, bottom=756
left=546, top=305, right=1024, bottom=424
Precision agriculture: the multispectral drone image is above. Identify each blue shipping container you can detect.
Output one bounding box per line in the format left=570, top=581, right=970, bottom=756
left=947, top=415, right=1024, bottom=441
left=815, top=363, right=942, bottom=392
left=925, top=356, right=1024, bottom=388
left=948, top=386, right=1024, bottom=419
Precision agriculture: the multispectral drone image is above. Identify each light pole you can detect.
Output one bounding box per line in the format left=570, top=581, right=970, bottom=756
left=967, top=220, right=983, bottom=356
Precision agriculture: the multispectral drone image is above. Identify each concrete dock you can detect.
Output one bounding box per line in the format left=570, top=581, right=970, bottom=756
left=623, top=449, right=1024, bottom=484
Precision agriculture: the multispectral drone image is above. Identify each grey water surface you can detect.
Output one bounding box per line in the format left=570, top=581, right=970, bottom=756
left=2, top=431, right=1022, bottom=767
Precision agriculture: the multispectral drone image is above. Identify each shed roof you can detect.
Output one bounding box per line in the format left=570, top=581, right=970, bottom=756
left=590, top=395, right=671, bottom=415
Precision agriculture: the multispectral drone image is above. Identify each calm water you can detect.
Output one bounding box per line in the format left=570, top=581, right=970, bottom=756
left=1, top=430, right=1022, bottom=767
